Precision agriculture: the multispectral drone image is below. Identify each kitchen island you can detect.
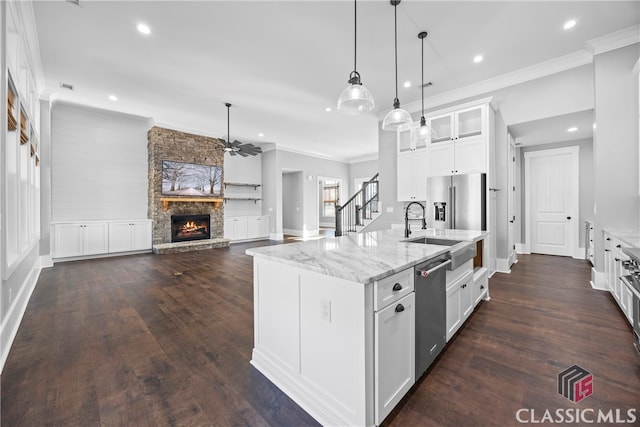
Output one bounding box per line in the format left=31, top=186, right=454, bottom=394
left=246, top=228, right=488, bottom=427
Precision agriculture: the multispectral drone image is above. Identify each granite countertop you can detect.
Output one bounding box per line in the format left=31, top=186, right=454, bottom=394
left=603, top=228, right=640, bottom=248
left=246, top=228, right=488, bottom=284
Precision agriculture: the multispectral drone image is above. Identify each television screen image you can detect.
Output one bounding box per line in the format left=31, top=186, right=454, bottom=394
left=162, top=160, right=222, bottom=197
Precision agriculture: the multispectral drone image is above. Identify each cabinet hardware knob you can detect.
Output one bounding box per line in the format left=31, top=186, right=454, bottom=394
left=606, top=238, right=611, bottom=241
left=615, top=258, right=620, bottom=262
left=480, top=285, right=485, bottom=290
left=395, top=304, right=405, bottom=313
left=616, top=244, right=621, bottom=249
left=605, top=249, right=610, bottom=252
left=566, top=216, right=571, bottom=220
left=392, top=283, right=402, bottom=292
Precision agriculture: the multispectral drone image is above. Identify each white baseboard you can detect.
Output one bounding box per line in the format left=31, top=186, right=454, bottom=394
left=270, top=232, right=284, bottom=241
left=515, top=243, right=530, bottom=254
left=40, top=254, right=53, bottom=268
left=0, top=260, right=42, bottom=374
left=573, top=246, right=586, bottom=260
left=283, top=228, right=319, bottom=238
left=495, top=258, right=511, bottom=274
left=508, top=251, right=518, bottom=267
left=590, top=267, right=607, bottom=291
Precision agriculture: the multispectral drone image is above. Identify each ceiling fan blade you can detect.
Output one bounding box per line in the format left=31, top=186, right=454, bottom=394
left=229, top=150, right=237, bottom=156
left=238, top=150, right=249, bottom=157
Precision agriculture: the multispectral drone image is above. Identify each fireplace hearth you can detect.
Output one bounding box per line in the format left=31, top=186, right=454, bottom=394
left=171, top=214, right=210, bottom=243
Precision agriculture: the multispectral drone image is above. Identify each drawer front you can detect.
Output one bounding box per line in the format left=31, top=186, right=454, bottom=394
left=375, top=268, right=414, bottom=311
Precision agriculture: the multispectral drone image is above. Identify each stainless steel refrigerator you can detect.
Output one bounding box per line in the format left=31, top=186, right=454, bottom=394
left=425, top=173, right=486, bottom=231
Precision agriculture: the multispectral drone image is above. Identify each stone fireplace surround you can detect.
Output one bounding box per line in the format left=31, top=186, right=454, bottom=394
left=148, top=126, right=230, bottom=253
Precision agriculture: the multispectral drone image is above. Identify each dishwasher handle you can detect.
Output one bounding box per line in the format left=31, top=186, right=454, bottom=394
left=416, top=259, right=451, bottom=277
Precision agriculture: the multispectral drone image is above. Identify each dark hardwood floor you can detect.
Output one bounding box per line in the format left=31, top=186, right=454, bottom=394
left=2, top=245, right=639, bottom=426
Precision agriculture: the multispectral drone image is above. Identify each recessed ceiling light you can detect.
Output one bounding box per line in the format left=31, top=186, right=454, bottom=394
left=403, top=81, right=411, bottom=88
left=137, top=23, right=151, bottom=35
left=567, top=126, right=578, bottom=132
left=473, top=55, right=483, bottom=63
left=258, top=133, right=264, bottom=137
left=108, top=94, right=118, bottom=101
left=325, top=107, right=332, bottom=112
left=563, top=19, right=576, bottom=30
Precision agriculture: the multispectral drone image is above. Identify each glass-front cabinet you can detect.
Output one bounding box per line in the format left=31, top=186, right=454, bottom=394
left=426, top=105, right=483, bottom=144
left=397, top=124, right=428, bottom=153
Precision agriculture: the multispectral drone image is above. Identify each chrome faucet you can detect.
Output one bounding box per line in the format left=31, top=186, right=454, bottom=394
left=405, top=201, right=427, bottom=238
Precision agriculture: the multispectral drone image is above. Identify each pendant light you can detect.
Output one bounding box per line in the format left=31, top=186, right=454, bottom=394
left=337, top=0, right=375, bottom=114
left=410, top=31, right=436, bottom=150
left=382, top=0, right=412, bottom=132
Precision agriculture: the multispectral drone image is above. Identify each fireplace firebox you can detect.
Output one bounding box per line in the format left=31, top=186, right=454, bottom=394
left=171, top=214, right=210, bottom=243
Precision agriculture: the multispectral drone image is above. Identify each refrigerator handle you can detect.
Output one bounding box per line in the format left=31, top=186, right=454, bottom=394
left=451, top=186, right=456, bottom=229
left=448, top=185, right=454, bottom=229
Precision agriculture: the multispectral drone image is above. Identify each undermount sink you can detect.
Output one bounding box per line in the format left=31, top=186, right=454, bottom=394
left=406, top=237, right=463, bottom=246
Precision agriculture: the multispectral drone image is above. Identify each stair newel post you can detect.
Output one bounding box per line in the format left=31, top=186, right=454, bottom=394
left=335, top=203, right=343, bottom=237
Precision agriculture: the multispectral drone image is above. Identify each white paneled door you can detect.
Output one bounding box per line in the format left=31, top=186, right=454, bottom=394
left=525, top=146, right=579, bottom=257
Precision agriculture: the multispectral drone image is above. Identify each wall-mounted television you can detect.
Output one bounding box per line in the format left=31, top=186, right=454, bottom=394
left=161, top=160, right=222, bottom=197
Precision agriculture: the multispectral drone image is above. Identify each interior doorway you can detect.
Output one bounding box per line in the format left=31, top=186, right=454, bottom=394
left=317, top=176, right=342, bottom=232
left=525, top=146, right=579, bottom=257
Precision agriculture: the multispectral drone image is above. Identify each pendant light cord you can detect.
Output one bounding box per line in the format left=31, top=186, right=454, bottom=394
left=227, top=104, right=230, bottom=144
left=354, top=0, right=357, bottom=72
left=394, top=2, right=398, bottom=101
left=421, top=35, right=424, bottom=117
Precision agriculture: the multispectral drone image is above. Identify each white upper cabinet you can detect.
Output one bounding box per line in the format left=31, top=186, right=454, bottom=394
left=426, top=104, right=488, bottom=177
left=397, top=125, right=427, bottom=154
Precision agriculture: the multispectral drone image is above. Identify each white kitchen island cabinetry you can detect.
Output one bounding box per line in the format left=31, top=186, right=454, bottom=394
left=250, top=259, right=417, bottom=426
left=247, top=228, right=488, bottom=426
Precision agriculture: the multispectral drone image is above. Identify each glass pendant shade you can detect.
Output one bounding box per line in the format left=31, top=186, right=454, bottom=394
left=338, top=73, right=375, bottom=114
left=382, top=99, right=412, bottom=131
left=410, top=116, right=435, bottom=149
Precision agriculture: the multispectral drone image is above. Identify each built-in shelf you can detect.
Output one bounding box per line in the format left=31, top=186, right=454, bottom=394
left=224, top=182, right=261, bottom=189
left=159, top=197, right=223, bottom=212
left=224, top=197, right=261, bottom=204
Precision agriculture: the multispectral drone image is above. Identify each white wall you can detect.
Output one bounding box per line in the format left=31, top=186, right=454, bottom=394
left=348, top=159, right=378, bottom=195
left=283, top=171, right=304, bottom=231
left=51, top=103, right=150, bottom=221
left=223, top=152, right=262, bottom=217
left=261, top=148, right=349, bottom=237
left=593, top=44, right=640, bottom=270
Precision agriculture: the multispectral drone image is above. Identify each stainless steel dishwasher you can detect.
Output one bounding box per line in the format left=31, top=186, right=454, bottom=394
left=415, top=254, right=451, bottom=379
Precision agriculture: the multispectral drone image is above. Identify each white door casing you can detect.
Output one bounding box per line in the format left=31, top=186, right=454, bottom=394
left=507, top=135, right=517, bottom=267
left=525, top=146, right=579, bottom=257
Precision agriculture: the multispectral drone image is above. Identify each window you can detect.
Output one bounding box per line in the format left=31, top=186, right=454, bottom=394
left=322, top=180, right=340, bottom=217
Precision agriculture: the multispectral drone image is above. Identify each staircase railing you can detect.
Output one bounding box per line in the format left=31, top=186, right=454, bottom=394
left=335, top=173, right=379, bottom=237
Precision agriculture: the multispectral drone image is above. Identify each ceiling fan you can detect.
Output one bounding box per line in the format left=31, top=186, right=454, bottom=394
left=223, top=103, right=262, bottom=157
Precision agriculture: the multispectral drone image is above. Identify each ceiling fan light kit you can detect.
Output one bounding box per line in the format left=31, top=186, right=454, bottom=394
left=410, top=30, right=437, bottom=150
left=337, top=0, right=375, bottom=114
left=224, top=103, right=262, bottom=157
left=382, top=0, right=412, bottom=132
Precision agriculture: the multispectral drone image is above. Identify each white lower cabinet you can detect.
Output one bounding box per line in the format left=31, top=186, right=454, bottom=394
left=446, top=270, right=474, bottom=342
left=225, top=215, right=269, bottom=241
left=375, top=292, right=415, bottom=425
left=53, top=220, right=152, bottom=259
left=54, top=222, right=109, bottom=258
left=108, top=221, right=152, bottom=252
left=603, top=232, right=634, bottom=326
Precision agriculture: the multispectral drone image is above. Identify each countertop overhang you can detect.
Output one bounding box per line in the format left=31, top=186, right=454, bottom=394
left=246, top=228, right=488, bottom=284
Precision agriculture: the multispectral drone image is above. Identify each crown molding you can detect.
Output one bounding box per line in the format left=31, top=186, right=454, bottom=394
left=274, top=145, right=351, bottom=164
left=397, top=50, right=593, bottom=116
left=348, top=153, right=379, bottom=164
left=586, top=25, right=640, bottom=55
